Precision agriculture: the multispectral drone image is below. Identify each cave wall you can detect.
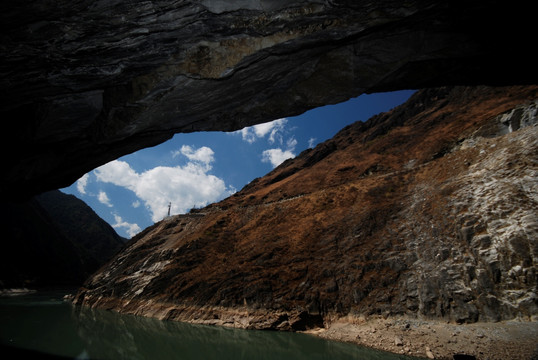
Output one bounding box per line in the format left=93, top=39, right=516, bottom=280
left=1, top=0, right=536, bottom=198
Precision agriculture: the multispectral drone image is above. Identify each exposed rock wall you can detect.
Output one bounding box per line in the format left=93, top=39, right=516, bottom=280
left=398, top=124, right=538, bottom=323
left=74, top=86, right=538, bottom=329
left=1, top=1, right=537, bottom=199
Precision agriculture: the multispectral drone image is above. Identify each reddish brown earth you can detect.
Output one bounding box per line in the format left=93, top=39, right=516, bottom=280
left=74, top=86, right=538, bottom=359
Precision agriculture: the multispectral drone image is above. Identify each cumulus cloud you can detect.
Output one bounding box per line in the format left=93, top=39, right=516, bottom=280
left=236, top=118, right=288, bottom=144
left=111, top=213, right=141, bottom=238
left=261, top=135, right=298, bottom=168
left=76, top=173, right=90, bottom=194
left=132, top=200, right=140, bottom=208
left=98, top=191, right=113, bottom=207
left=94, top=146, right=234, bottom=222
left=262, top=148, right=295, bottom=168
left=172, top=145, right=214, bottom=165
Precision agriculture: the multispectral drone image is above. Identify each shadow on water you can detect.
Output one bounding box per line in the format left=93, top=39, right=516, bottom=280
left=1, top=291, right=419, bottom=360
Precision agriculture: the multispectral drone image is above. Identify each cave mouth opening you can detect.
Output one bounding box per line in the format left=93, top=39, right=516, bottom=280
left=60, top=90, right=415, bottom=238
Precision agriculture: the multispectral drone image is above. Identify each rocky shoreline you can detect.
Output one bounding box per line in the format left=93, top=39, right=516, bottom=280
left=74, top=292, right=538, bottom=359
left=305, top=316, right=538, bottom=360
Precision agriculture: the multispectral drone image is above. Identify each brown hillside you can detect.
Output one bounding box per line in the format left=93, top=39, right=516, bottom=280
left=75, top=86, right=538, bottom=358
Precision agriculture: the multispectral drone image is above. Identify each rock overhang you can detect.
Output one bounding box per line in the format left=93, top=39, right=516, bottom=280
left=1, top=0, right=536, bottom=199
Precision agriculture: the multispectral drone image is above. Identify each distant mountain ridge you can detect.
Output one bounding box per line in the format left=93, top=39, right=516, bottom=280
left=36, top=191, right=126, bottom=263
left=75, top=86, right=538, bottom=332
left=0, top=190, right=125, bottom=289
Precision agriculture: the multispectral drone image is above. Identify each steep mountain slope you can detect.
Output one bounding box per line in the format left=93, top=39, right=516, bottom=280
left=0, top=190, right=125, bottom=289
left=75, top=86, right=537, bottom=343
left=36, top=191, right=126, bottom=264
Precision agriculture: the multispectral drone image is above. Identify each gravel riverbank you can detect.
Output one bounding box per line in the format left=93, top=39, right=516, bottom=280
left=305, top=316, right=538, bottom=360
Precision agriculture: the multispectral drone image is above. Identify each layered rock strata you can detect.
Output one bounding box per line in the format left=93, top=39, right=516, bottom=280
left=1, top=1, right=537, bottom=199
left=74, top=86, right=538, bottom=342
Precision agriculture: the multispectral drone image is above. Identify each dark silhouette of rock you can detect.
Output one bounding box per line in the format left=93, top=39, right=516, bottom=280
left=453, top=354, right=476, bottom=360
left=36, top=190, right=126, bottom=262
left=0, top=190, right=125, bottom=289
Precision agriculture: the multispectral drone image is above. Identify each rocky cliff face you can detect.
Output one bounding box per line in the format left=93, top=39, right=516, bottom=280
left=1, top=1, right=536, bottom=199
left=0, top=190, right=125, bottom=288
left=74, top=86, right=538, bottom=330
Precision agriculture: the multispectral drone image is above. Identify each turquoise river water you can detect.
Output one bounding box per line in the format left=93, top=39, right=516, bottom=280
left=0, top=290, right=419, bottom=359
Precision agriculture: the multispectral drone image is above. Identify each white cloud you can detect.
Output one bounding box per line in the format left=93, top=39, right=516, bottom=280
left=94, top=146, right=234, bottom=222
left=132, top=200, right=140, bottom=208
left=261, top=134, right=297, bottom=168
left=308, top=137, right=316, bottom=148
left=111, top=213, right=141, bottom=238
left=94, top=160, right=138, bottom=187
left=98, top=191, right=113, bottom=207
left=262, top=148, right=295, bottom=168
left=172, top=145, right=214, bottom=165
left=234, top=118, right=298, bottom=168
left=286, top=137, right=298, bottom=149
left=235, top=118, right=288, bottom=144
left=76, top=173, right=90, bottom=195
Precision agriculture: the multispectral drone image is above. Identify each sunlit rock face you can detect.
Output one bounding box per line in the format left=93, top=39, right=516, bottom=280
left=74, top=85, right=538, bottom=328
left=1, top=1, right=536, bottom=199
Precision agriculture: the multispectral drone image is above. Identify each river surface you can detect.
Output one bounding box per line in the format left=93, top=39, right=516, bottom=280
left=0, top=290, right=417, bottom=359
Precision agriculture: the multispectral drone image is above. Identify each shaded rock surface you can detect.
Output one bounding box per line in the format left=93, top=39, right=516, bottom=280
left=0, top=190, right=126, bottom=289
left=74, top=85, right=538, bottom=341
left=1, top=1, right=537, bottom=199
left=36, top=191, right=127, bottom=262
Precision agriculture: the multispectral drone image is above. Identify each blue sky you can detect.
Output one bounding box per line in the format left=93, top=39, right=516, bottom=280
left=61, top=90, right=415, bottom=238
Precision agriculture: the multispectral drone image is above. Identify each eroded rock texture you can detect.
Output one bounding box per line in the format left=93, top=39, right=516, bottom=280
left=74, top=86, right=538, bottom=329
left=1, top=1, right=536, bottom=198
